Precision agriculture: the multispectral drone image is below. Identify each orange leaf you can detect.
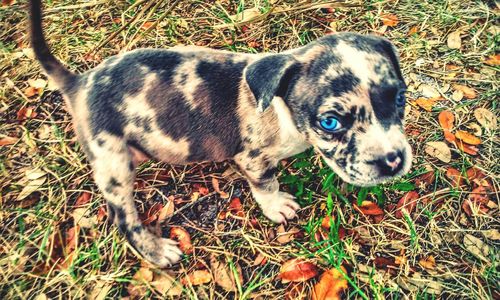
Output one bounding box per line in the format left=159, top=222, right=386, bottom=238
left=455, top=139, right=479, bottom=155
left=17, top=106, right=37, bottom=121
left=466, top=167, right=486, bottom=181
left=419, top=255, right=436, bottom=270
left=228, top=197, right=244, bottom=218
left=381, top=14, right=399, bottom=27
left=483, top=54, right=500, bottom=66
left=353, top=201, right=384, bottom=216
left=279, top=259, right=319, bottom=283
left=141, top=21, right=155, bottom=30
left=438, top=110, right=455, bottom=131
left=321, top=215, right=335, bottom=229
left=2, top=0, right=15, bottom=6
left=453, top=84, right=477, bottom=99
left=415, top=97, right=437, bottom=111
left=170, top=227, right=193, bottom=254
left=24, top=86, right=38, bottom=97
left=141, top=202, right=163, bottom=225
left=212, top=177, right=229, bottom=198
left=312, top=266, right=348, bottom=300
left=414, top=171, right=435, bottom=186
left=455, top=130, right=481, bottom=145
left=468, top=186, right=489, bottom=205
left=74, top=191, right=92, bottom=207
left=0, top=136, right=18, bottom=146
left=407, top=26, right=419, bottom=36
left=395, top=191, right=419, bottom=219
left=445, top=167, right=465, bottom=187
left=181, top=270, right=212, bottom=286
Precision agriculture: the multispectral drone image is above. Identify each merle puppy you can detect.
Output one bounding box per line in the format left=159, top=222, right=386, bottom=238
left=30, top=0, right=412, bottom=267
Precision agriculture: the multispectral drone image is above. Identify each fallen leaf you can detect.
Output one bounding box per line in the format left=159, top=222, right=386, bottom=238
left=455, top=131, right=481, bottom=145
left=209, top=255, right=243, bottom=291
left=285, top=282, right=307, bottom=300
left=321, top=215, right=335, bottom=229
left=128, top=267, right=154, bottom=297
left=445, top=168, right=464, bottom=187
left=212, top=177, right=229, bottom=198
left=0, top=136, right=18, bottom=146
left=276, top=225, right=300, bottom=244
left=181, top=269, right=212, bottom=286
left=72, top=207, right=97, bottom=228
left=17, top=176, right=46, bottom=200
left=455, top=140, right=479, bottom=156
left=468, top=186, right=489, bottom=205
left=253, top=252, right=268, bottom=266
left=381, top=13, right=399, bottom=27
left=408, top=26, right=419, bottom=36
left=425, top=141, right=451, bottom=163
left=415, top=97, right=437, bottom=111
left=157, top=197, right=175, bottom=223
left=419, top=84, right=440, bottom=98
left=419, top=255, right=436, bottom=270
left=170, top=227, right=193, bottom=254
left=151, top=272, right=183, bottom=296
left=451, top=90, right=464, bottom=101
left=141, top=21, right=154, bottom=30
left=28, top=78, right=47, bottom=89
left=141, top=202, right=163, bottom=225
left=373, top=256, right=397, bottom=269
left=464, top=234, right=490, bottom=262
left=312, top=266, right=348, bottom=300
left=438, top=110, right=456, bottom=143
left=88, top=281, right=113, bottom=300
left=395, top=191, right=419, bottom=219
left=466, top=167, right=486, bottom=182
left=482, top=229, right=500, bottom=241
left=227, top=197, right=245, bottom=218
left=474, top=108, right=497, bottom=130
left=452, top=84, right=477, bottom=99
left=279, top=258, right=319, bottom=283
left=447, top=30, right=461, bottom=49
left=17, top=106, right=37, bottom=121
left=24, top=86, right=39, bottom=97
left=415, top=171, right=436, bottom=187
left=353, top=201, right=384, bottom=216
left=74, top=191, right=92, bottom=207
left=483, top=54, right=500, bottom=66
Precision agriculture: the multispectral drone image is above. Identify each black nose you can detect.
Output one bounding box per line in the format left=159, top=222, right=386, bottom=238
left=376, top=151, right=404, bottom=176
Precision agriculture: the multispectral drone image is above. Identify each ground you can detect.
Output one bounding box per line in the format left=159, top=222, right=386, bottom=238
left=0, top=0, right=498, bottom=299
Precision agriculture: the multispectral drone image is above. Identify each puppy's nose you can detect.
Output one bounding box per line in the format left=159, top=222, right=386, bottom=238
left=377, top=151, right=403, bottom=176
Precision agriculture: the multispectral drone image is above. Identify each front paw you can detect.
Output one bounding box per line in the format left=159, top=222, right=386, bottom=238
left=258, top=192, right=300, bottom=224
left=132, top=230, right=183, bottom=267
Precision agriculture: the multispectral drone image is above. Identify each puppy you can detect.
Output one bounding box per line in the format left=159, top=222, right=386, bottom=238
left=29, top=0, right=412, bottom=267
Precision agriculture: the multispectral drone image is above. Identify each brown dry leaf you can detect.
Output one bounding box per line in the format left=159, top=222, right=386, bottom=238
left=354, top=201, right=384, bottom=216
left=455, top=131, right=481, bottom=145
left=445, top=167, right=464, bottom=187
left=209, top=255, right=243, bottom=291
left=74, top=191, right=92, bottom=207
left=483, top=54, right=500, bottom=66
left=474, top=108, right=497, bottom=130
left=212, top=177, right=229, bottom=198
left=395, top=191, right=419, bottom=219
left=452, top=84, right=477, bottom=99
left=408, top=26, right=419, bottom=36
left=253, top=252, right=268, bottom=266
left=455, top=140, right=479, bottom=156
left=419, top=256, right=436, bottom=270
left=464, top=234, right=490, bottom=262
left=157, top=197, right=175, bottom=223
left=321, top=215, right=335, bottom=229
left=438, top=110, right=456, bottom=143
left=170, top=227, right=193, bottom=254
left=128, top=267, right=154, bottom=297
left=72, top=207, right=97, bottom=229
left=381, top=13, right=399, bottom=27
left=141, top=202, right=163, bottom=225
left=415, top=171, right=436, bottom=187
left=17, top=106, right=37, bottom=121
left=276, top=225, right=300, bottom=244
left=482, top=229, right=500, bottom=241
left=312, top=266, right=348, bottom=300
left=447, top=30, right=462, bottom=49
left=415, top=97, right=437, bottom=111
left=279, top=258, right=319, bottom=283
left=425, top=141, right=451, bottom=163
left=24, top=86, right=39, bottom=97
left=419, top=84, right=440, bottom=98
left=181, top=269, right=212, bottom=286
left=28, top=78, right=47, bottom=89
left=17, top=176, right=46, bottom=200
left=0, top=136, right=18, bottom=146
left=228, top=197, right=245, bottom=218
left=2, top=0, right=15, bottom=6
left=151, top=272, right=183, bottom=296
left=141, top=21, right=155, bottom=30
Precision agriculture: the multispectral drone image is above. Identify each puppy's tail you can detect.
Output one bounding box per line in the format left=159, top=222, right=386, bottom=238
left=29, top=0, right=77, bottom=89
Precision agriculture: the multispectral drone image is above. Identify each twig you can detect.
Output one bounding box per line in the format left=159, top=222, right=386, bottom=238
left=125, top=0, right=182, bottom=50
left=46, top=0, right=110, bottom=12
left=90, top=0, right=157, bottom=54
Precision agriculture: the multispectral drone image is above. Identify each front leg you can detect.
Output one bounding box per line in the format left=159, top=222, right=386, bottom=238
left=235, top=153, right=300, bottom=223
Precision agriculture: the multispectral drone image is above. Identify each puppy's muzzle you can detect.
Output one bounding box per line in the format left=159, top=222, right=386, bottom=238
left=375, top=150, right=404, bottom=177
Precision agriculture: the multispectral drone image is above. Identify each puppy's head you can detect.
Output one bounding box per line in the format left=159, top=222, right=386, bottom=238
left=245, top=33, right=412, bottom=186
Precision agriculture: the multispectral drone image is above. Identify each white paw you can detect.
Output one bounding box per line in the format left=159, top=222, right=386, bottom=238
left=134, top=232, right=183, bottom=267
left=258, top=192, right=300, bottom=224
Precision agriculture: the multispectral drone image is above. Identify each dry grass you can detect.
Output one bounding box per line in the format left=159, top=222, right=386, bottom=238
left=0, top=0, right=498, bottom=299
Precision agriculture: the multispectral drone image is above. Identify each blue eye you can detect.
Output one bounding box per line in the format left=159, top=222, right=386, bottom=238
left=319, top=117, right=342, bottom=132
left=396, top=90, right=406, bottom=106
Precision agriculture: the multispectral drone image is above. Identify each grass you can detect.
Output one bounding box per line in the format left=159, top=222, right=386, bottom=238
left=0, top=0, right=499, bottom=299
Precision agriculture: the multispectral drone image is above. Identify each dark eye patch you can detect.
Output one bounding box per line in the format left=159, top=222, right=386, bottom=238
left=369, top=86, right=401, bottom=128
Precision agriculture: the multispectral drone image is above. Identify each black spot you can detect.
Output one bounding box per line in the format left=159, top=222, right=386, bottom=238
left=105, top=177, right=122, bottom=193
left=260, top=167, right=278, bottom=181
left=330, top=70, right=360, bottom=97
left=96, top=138, right=105, bottom=147
left=129, top=161, right=135, bottom=171
left=248, top=149, right=261, bottom=158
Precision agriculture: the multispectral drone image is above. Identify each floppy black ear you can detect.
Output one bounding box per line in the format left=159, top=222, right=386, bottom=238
left=377, top=38, right=404, bottom=82
left=244, top=54, right=300, bottom=112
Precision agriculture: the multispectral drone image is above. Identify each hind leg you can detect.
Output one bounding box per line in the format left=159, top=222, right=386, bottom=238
left=83, top=132, right=182, bottom=267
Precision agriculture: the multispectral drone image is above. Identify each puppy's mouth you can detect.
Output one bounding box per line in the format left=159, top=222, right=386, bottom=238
left=321, top=146, right=412, bottom=187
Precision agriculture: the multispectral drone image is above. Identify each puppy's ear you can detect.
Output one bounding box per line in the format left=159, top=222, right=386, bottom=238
left=244, top=54, right=300, bottom=112
left=377, top=38, right=404, bottom=82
